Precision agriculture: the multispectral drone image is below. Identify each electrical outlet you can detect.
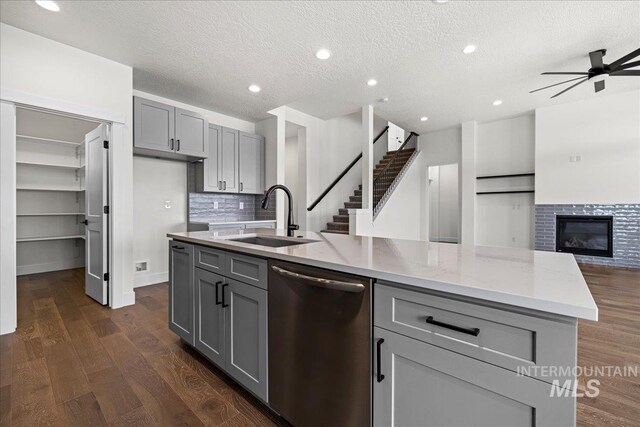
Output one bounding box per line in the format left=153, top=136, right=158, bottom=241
left=164, top=200, right=171, bottom=209
left=240, top=202, right=244, bottom=210
left=575, top=155, right=582, bottom=162
left=214, top=201, right=219, bottom=209
left=135, top=261, right=148, bottom=272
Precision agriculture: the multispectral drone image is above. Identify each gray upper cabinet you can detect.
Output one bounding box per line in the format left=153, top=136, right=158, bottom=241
left=134, top=96, right=208, bottom=161
left=220, top=127, right=239, bottom=193
left=169, top=242, right=194, bottom=345
left=175, top=108, right=208, bottom=158
left=196, top=125, right=222, bottom=192
left=134, top=97, right=174, bottom=153
left=239, top=132, right=265, bottom=194
left=225, top=278, right=268, bottom=402
left=373, top=326, right=575, bottom=427
left=194, top=268, right=226, bottom=368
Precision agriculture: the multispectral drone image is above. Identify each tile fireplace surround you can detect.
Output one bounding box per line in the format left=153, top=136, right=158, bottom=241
left=535, top=204, right=640, bottom=268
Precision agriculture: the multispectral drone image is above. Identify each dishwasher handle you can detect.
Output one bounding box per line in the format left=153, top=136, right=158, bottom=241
left=271, top=265, right=365, bottom=293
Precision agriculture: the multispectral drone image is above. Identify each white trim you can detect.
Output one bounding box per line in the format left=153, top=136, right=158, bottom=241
left=134, top=271, right=168, bottom=288
left=17, top=259, right=85, bottom=276
left=1, top=88, right=125, bottom=124
left=114, top=291, right=136, bottom=309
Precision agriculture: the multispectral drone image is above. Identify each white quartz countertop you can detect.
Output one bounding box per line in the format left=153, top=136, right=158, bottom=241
left=189, top=219, right=276, bottom=226
left=168, top=228, right=598, bottom=321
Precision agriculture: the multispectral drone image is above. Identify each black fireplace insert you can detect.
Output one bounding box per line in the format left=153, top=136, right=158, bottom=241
left=556, top=215, right=613, bottom=258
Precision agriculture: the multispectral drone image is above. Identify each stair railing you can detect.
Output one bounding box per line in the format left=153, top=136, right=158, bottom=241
left=307, top=125, right=389, bottom=211
left=372, top=132, right=419, bottom=210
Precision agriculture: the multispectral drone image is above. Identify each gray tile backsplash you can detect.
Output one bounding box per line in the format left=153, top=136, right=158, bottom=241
left=535, top=204, right=640, bottom=268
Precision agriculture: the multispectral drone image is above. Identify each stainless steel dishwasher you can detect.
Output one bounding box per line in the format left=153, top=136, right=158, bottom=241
left=268, top=260, right=371, bottom=427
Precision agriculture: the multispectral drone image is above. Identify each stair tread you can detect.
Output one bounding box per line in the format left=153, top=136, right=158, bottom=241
left=322, top=229, right=349, bottom=234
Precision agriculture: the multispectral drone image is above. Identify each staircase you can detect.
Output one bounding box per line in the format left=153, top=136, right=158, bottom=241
left=323, top=148, right=416, bottom=234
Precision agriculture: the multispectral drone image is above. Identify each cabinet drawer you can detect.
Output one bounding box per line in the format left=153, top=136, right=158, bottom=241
left=225, top=252, right=268, bottom=290
left=374, top=283, right=576, bottom=384
left=194, top=246, right=226, bottom=274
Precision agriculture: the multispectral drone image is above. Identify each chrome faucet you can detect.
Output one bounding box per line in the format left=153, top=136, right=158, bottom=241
left=261, top=185, right=299, bottom=237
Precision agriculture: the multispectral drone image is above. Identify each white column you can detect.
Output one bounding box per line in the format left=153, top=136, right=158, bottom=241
left=361, top=105, right=374, bottom=210
left=460, top=121, right=477, bottom=245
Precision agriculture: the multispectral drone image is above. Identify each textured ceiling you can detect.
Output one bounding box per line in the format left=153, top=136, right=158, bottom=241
left=1, top=1, right=639, bottom=133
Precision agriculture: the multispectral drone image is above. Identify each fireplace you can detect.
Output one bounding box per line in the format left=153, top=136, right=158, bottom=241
left=556, top=215, right=613, bottom=258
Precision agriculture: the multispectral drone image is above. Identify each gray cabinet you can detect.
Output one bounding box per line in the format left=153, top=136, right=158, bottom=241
left=196, top=125, right=222, bottom=192
left=134, top=96, right=207, bottom=160
left=225, top=278, right=268, bottom=402
left=239, top=132, right=265, bottom=194
left=373, top=327, right=575, bottom=427
left=194, top=268, right=226, bottom=368
left=220, top=127, right=239, bottom=192
left=168, top=242, right=194, bottom=344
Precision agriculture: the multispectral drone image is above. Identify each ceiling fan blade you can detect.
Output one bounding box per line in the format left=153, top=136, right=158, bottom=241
left=529, top=76, right=586, bottom=93
left=542, top=72, right=588, bottom=75
left=589, top=50, right=605, bottom=69
left=608, top=48, right=640, bottom=69
left=610, top=70, right=640, bottom=76
left=550, top=77, right=588, bottom=98
left=611, top=60, right=640, bottom=71
left=594, top=80, right=605, bottom=92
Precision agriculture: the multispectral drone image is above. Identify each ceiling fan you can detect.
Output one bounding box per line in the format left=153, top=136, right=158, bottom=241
left=530, top=48, right=640, bottom=98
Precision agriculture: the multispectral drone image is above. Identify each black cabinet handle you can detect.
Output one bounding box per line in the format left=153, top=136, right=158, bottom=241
left=172, top=245, right=185, bottom=250
left=218, top=181, right=222, bottom=190
left=376, top=338, right=385, bottom=383
left=221, top=283, right=229, bottom=308
left=81, top=220, right=88, bottom=225
left=176, top=139, right=181, bottom=151
left=426, top=316, right=480, bottom=336
left=215, top=281, right=223, bottom=305
left=170, top=138, right=175, bottom=150
left=240, top=182, right=243, bottom=192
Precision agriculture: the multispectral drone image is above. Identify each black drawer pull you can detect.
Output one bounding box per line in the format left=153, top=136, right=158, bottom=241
left=172, top=245, right=185, bottom=250
left=426, top=316, right=480, bottom=336
left=376, top=338, right=385, bottom=383
left=215, top=281, right=223, bottom=305
left=221, top=283, right=229, bottom=308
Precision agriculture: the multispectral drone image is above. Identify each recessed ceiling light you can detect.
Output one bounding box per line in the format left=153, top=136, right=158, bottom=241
left=463, top=45, right=477, bottom=54
left=367, top=79, right=378, bottom=86
left=35, top=0, right=60, bottom=11
left=315, top=49, right=332, bottom=60
left=432, top=0, right=449, bottom=3
left=248, top=84, right=261, bottom=93
left=493, top=99, right=503, bottom=106
left=420, top=117, right=429, bottom=122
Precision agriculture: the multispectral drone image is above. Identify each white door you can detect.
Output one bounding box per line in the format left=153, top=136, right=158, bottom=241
left=84, top=124, right=109, bottom=304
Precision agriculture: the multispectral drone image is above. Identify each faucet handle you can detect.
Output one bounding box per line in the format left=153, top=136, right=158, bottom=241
left=290, top=224, right=300, bottom=230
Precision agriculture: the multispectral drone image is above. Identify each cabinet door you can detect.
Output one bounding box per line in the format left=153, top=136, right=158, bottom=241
left=175, top=108, right=207, bottom=158
left=373, top=327, right=574, bottom=427
left=168, top=242, right=194, bottom=344
left=134, top=97, right=174, bottom=153
left=194, top=268, right=225, bottom=368
left=220, top=127, right=239, bottom=193
left=200, top=125, right=222, bottom=192
left=225, top=279, right=268, bottom=402
left=238, top=132, right=264, bottom=194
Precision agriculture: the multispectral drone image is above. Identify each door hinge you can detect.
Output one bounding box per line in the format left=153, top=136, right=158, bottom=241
left=103, top=273, right=109, bottom=281
left=103, top=206, right=110, bottom=214
left=103, top=140, right=109, bottom=149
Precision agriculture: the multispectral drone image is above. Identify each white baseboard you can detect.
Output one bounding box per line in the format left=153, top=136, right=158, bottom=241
left=112, top=290, right=136, bottom=309
left=17, top=259, right=85, bottom=276
left=133, top=270, right=168, bottom=288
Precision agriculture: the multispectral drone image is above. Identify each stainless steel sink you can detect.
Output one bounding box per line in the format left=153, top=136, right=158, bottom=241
left=228, top=236, right=317, bottom=248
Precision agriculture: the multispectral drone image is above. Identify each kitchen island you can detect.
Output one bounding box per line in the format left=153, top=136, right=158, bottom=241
left=167, top=228, right=598, bottom=427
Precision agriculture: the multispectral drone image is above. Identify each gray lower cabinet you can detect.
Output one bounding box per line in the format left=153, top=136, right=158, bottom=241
left=373, top=326, right=575, bottom=427
left=194, top=268, right=226, bottom=367
left=225, top=278, right=268, bottom=401
left=239, top=132, right=265, bottom=194
left=168, top=242, right=194, bottom=344
left=220, top=127, right=239, bottom=192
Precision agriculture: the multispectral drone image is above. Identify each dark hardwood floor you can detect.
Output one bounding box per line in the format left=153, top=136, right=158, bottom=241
left=0, top=264, right=638, bottom=426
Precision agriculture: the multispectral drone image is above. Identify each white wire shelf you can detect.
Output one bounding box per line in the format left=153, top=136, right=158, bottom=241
left=17, top=186, right=85, bottom=192
left=17, top=213, right=85, bottom=217
left=16, top=134, right=82, bottom=147
left=17, top=160, right=84, bottom=170
left=17, top=235, right=86, bottom=242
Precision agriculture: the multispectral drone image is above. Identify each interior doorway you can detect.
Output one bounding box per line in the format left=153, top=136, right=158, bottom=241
left=428, top=163, right=460, bottom=243
left=15, top=107, right=111, bottom=304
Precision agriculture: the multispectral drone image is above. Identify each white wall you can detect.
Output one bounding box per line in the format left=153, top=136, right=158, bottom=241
left=429, top=164, right=459, bottom=243
left=0, top=24, right=134, bottom=332
left=285, top=136, right=299, bottom=218
left=418, top=126, right=462, bottom=167
left=131, top=90, right=255, bottom=287
left=536, top=90, right=640, bottom=204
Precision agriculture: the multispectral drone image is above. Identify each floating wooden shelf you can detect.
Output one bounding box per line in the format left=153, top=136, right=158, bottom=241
left=476, top=190, right=535, bottom=195
left=17, top=235, right=85, bottom=242
left=16, top=134, right=82, bottom=147
left=17, top=160, right=84, bottom=170
left=17, top=186, right=85, bottom=192
left=476, top=173, right=535, bottom=180
left=17, top=213, right=85, bottom=217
